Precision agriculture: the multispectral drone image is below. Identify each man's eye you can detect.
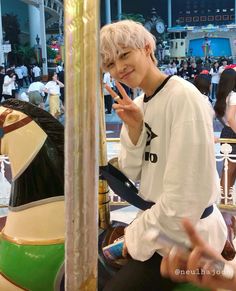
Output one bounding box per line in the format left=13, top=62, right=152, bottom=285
left=121, top=52, right=129, bottom=59
left=107, top=62, right=114, bottom=69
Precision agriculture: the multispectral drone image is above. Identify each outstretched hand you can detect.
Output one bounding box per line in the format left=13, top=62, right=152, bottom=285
left=105, top=81, right=143, bottom=145
left=160, top=219, right=236, bottom=290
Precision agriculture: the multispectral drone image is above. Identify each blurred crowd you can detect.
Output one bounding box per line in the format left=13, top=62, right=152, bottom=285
left=102, top=56, right=233, bottom=114
left=0, top=62, right=65, bottom=123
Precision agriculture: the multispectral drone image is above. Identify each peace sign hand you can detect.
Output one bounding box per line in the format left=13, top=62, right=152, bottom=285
left=105, top=81, right=143, bottom=145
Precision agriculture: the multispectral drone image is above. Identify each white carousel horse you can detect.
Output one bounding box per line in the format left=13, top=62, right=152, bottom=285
left=0, top=99, right=64, bottom=291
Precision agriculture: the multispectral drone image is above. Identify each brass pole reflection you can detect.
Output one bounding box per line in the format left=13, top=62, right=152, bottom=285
left=64, top=1, right=99, bottom=290
left=217, top=138, right=236, bottom=144
left=99, top=73, right=111, bottom=230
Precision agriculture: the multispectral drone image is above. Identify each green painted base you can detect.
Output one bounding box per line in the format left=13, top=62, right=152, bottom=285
left=174, top=283, right=210, bottom=291
left=0, top=237, right=64, bottom=291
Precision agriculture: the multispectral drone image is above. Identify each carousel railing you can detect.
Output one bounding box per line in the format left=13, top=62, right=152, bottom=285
left=107, top=137, right=236, bottom=213
left=0, top=155, right=10, bottom=209
left=216, top=138, right=236, bottom=214
left=1, top=138, right=236, bottom=212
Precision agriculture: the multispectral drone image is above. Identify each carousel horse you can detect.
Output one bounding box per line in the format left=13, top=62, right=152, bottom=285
left=0, top=99, right=64, bottom=291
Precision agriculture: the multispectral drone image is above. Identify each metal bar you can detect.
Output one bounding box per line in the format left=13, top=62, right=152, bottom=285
left=224, top=158, right=228, bottom=204
left=217, top=138, right=236, bottom=144
left=218, top=204, right=236, bottom=214
left=106, top=137, right=120, bottom=142
left=64, top=1, right=99, bottom=290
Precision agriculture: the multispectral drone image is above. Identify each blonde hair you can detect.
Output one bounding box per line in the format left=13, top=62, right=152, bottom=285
left=100, top=20, right=157, bottom=70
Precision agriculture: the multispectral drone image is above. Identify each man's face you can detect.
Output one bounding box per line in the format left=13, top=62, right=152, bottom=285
left=105, top=47, right=151, bottom=89
left=53, top=73, right=58, bottom=81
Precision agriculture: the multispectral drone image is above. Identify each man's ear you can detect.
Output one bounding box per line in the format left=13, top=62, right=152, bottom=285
left=144, top=44, right=151, bottom=56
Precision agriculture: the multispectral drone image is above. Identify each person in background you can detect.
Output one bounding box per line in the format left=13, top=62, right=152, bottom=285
left=189, top=62, right=199, bottom=82
left=209, top=61, right=220, bottom=102
left=193, top=74, right=211, bottom=105
left=171, top=62, right=178, bottom=75
left=56, top=62, right=63, bottom=74
left=14, top=65, right=23, bottom=89
left=203, top=57, right=211, bottom=72
left=173, top=57, right=179, bottom=66
left=28, top=64, right=34, bottom=83
left=45, top=71, right=64, bottom=118
left=0, top=66, right=5, bottom=102
left=21, top=63, right=29, bottom=87
left=219, top=58, right=228, bottom=75
left=164, top=63, right=174, bottom=76
left=27, top=77, right=45, bottom=108
left=57, top=67, right=65, bottom=105
left=103, top=71, right=114, bottom=114
left=100, top=19, right=227, bottom=291
left=177, top=62, right=190, bottom=80
left=2, top=69, right=16, bottom=100
left=32, top=64, right=41, bottom=81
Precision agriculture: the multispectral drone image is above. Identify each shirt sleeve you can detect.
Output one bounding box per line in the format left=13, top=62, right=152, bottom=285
left=118, top=96, right=147, bottom=181
left=119, top=123, right=146, bottom=181
left=124, top=90, right=217, bottom=261
left=228, top=91, right=236, bottom=106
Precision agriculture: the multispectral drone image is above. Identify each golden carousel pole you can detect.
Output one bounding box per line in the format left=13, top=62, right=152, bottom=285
left=64, top=1, right=99, bottom=290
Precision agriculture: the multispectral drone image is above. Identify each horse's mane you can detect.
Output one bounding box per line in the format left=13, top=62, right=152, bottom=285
left=1, top=99, right=64, bottom=157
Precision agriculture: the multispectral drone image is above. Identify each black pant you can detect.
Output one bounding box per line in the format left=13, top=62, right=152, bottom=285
left=211, top=83, right=218, bottom=100
left=104, top=94, right=113, bottom=113
left=103, top=253, right=179, bottom=291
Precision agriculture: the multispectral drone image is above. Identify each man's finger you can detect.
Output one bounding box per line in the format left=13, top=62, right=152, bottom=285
left=182, top=219, right=205, bottom=247
left=115, top=81, right=132, bottom=103
left=122, top=245, right=128, bottom=258
left=105, top=84, right=117, bottom=98
left=105, top=84, right=124, bottom=104
left=160, top=256, right=169, bottom=277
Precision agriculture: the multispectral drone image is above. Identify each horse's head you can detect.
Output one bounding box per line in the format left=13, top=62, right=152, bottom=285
left=0, top=103, right=46, bottom=180
left=0, top=99, right=64, bottom=207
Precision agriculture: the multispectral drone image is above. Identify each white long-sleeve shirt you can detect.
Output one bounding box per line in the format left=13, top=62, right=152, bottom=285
left=209, top=68, right=220, bottom=84
left=119, top=76, right=227, bottom=261
left=2, top=75, right=16, bottom=95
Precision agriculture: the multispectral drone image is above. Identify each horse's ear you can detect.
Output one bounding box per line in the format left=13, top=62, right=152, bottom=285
left=5, top=113, right=21, bottom=124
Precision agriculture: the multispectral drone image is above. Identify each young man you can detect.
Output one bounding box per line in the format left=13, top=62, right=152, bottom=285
left=100, top=20, right=227, bottom=290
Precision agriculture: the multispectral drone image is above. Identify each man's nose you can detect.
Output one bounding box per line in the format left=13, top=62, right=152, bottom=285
left=115, top=61, right=126, bottom=73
